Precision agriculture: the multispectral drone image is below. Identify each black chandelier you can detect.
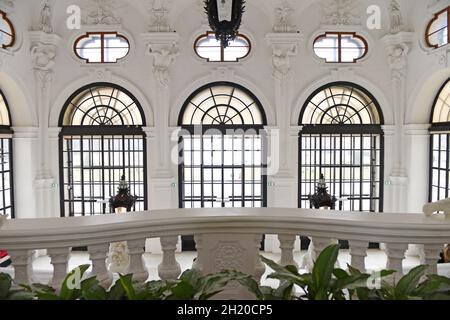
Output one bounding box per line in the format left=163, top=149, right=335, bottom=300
left=309, top=174, right=337, bottom=210
left=204, top=0, right=246, bottom=48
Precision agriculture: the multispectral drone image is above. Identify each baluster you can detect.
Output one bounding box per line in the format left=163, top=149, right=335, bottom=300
left=348, top=240, right=369, bottom=273
left=8, top=250, right=33, bottom=286
left=88, top=244, right=113, bottom=288
left=126, top=239, right=148, bottom=282
left=254, top=234, right=266, bottom=281
left=158, top=236, right=181, bottom=280
left=48, top=247, right=70, bottom=289
left=311, top=237, right=332, bottom=258
left=278, top=234, right=298, bottom=268
left=422, top=244, right=443, bottom=275
left=386, top=243, right=408, bottom=283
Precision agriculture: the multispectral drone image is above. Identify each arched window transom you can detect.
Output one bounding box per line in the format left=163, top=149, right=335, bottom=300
left=300, top=84, right=382, bottom=125
left=180, top=83, right=265, bottom=126
left=61, top=85, right=144, bottom=126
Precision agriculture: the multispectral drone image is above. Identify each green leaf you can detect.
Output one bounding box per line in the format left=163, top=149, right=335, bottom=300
left=118, top=274, right=136, bottom=300
left=59, top=264, right=90, bottom=300
left=0, top=273, right=12, bottom=300
left=395, top=265, right=429, bottom=299
left=7, top=291, right=35, bottom=300
left=107, top=280, right=126, bottom=300
left=80, top=277, right=107, bottom=300
left=312, top=244, right=340, bottom=292
left=170, top=280, right=195, bottom=300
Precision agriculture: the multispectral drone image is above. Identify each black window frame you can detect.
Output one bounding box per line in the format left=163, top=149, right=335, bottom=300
left=0, top=90, right=14, bottom=219
left=58, top=82, right=148, bottom=217
left=298, top=82, right=385, bottom=213
left=429, top=78, right=450, bottom=202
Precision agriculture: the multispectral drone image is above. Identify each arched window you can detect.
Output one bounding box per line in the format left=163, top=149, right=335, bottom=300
left=426, top=6, right=450, bottom=49
left=194, top=32, right=251, bottom=62
left=299, top=83, right=384, bottom=212
left=59, top=83, right=147, bottom=217
left=429, top=79, right=450, bottom=201
left=74, top=32, right=130, bottom=63
left=0, top=90, right=13, bottom=218
left=0, top=10, right=15, bottom=49
left=178, top=82, right=267, bottom=212
left=313, top=32, right=368, bottom=63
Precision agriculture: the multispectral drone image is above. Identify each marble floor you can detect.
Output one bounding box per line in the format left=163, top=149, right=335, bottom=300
left=1, top=249, right=449, bottom=287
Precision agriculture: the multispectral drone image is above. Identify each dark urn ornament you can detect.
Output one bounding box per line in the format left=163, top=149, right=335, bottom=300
left=109, top=175, right=138, bottom=213
left=204, top=0, right=246, bottom=48
left=309, top=174, right=337, bottom=210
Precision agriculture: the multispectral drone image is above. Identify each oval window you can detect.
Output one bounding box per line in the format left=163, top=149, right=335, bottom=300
left=74, top=32, right=130, bottom=63
left=426, top=6, right=449, bottom=49
left=0, top=11, right=15, bottom=49
left=194, top=32, right=251, bottom=62
left=313, top=32, right=368, bottom=63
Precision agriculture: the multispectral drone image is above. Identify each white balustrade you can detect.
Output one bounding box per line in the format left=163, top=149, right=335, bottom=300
left=0, top=206, right=448, bottom=297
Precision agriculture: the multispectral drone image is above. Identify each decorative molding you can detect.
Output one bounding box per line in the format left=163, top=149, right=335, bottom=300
left=147, top=0, right=173, bottom=32
left=142, top=32, right=179, bottom=88
left=81, top=0, right=123, bottom=26
left=266, top=33, right=302, bottom=79
left=321, top=0, right=361, bottom=26
left=213, top=242, right=245, bottom=273
left=210, top=66, right=235, bottom=80
left=381, top=32, right=414, bottom=82
left=273, top=1, right=298, bottom=33
left=31, top=0, right=54, bottom=33
left=0, top=0, right=14, bottom=13
left=388, top=0, right=405, bottom=35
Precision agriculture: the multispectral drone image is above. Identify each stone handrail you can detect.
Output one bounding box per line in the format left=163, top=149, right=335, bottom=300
left=0, top=208, right=449, bottom=297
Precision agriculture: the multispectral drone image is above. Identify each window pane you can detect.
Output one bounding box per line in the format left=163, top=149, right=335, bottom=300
left=195, top=33, right=250, bottom=62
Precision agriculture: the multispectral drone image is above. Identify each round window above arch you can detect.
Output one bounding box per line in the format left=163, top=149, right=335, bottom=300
left=426, top=6, right=450, bottom=49
left=313, top=32, right=368, bottom=63
left=74, top=32, right=130, bottom=64
left=194, top=32, right=251, bottom=62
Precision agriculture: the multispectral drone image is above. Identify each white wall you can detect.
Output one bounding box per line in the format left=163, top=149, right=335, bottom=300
left=0, top=0, right=448, bottom=226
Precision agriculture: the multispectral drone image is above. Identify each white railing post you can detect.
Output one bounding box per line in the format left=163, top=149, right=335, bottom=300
left=278, top=234, right=298, bottom=268
left=386, top=243, right=408, bottom=283
left=348, top=240, right=369, bottom=273
left=158, top=236, right=181, bottom=280
left=88, top=244, right=113, bottom=288
left=48, top=247, right=70, bottom=289
left=8, top=250, right=33, bottom=286
left=422, top=244, right=443, bottom=275
left=126, top=239, right=148, bottom=282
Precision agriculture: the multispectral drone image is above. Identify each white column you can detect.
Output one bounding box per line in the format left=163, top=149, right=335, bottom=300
left=311, top=237, right=332, bottom=258
left=29, top=31, right=60, bottom=219
left=12, top=128, right=38, bottom=219
left=48, top=247, right=70, bottom=289
left=381, top=32, right=414, bottom=214
left=88, top=244, right=113, bottom=288
left=158, top=236, right=181, bottom=280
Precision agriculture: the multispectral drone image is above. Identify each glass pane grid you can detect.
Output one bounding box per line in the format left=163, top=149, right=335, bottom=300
left=62, top=135, right=146, bottom=217
left=299, top=133, right=382, bottom=212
